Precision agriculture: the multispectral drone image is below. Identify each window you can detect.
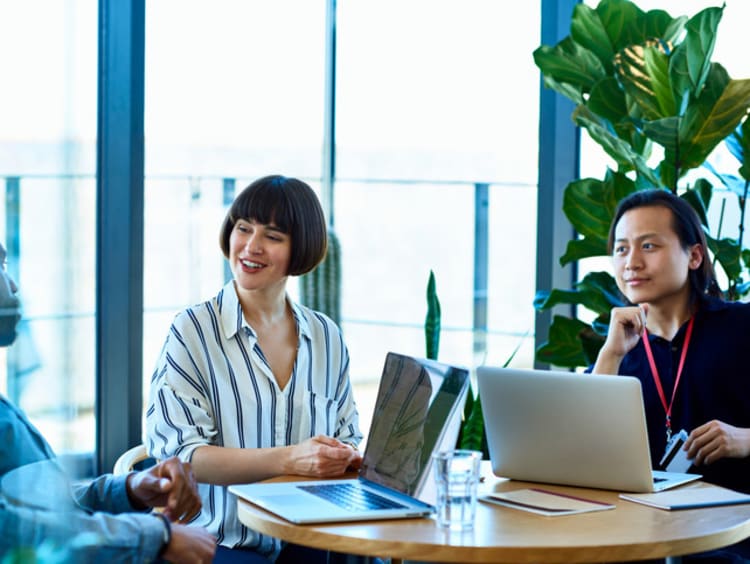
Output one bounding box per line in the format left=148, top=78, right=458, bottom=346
left=0, top=1, right=98, bottom=460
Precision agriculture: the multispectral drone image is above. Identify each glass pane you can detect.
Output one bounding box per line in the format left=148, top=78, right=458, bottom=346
left=0, top=1, right=98, bottom=458
left=336, top=0, right=541, bottom=401
left=145, top=0, right=325, bottom=179
left=337, top=0, right=541, bottom=184
left=143, top=1, right=326, bottom=406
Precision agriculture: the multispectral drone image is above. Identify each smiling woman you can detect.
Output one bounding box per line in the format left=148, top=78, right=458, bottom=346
left=145, top=175, right=364, bottom=563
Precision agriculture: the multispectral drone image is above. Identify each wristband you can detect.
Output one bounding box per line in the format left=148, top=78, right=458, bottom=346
left=155, top=513, right=172, bottom=556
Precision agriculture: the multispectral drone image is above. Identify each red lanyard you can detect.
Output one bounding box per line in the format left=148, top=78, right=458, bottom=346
left=642, top=317, right=694, bottom=442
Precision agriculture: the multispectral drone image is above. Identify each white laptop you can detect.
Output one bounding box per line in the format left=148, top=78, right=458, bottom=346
left=230, top=352, right=470, bottom=523
left=477, top=366, right=701, bottom=493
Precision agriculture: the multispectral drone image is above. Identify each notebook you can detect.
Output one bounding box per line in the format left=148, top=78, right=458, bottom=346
left=230, top=352, right=470, bottom=523
left=476, top=366, right=701, bottom=493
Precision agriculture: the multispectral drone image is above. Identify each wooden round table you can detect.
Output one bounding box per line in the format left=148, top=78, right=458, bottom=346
left=237, top=472, right=750, bottom=563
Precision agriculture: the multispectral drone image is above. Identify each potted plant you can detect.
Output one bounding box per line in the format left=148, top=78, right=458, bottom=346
left=532, top=0, right=750, bottom=368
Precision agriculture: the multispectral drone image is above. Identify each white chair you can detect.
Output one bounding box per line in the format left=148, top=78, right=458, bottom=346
left=113, top=444, right=151, bottom=475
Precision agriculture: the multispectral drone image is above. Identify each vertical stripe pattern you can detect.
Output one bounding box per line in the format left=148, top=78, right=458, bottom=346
left=145, top=280, right=362, bottom=555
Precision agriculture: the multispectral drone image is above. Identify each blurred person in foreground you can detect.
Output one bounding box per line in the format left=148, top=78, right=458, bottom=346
left=0, top=242, right=216, bottom=563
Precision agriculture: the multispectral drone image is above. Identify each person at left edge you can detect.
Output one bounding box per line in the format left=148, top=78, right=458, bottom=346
left=0, top=241, right=217, bottom=563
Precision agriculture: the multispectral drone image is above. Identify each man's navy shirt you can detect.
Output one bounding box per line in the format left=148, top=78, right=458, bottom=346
left=613, top=296, right=750, bottom=493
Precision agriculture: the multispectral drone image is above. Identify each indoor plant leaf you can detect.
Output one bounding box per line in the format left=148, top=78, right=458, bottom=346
left=669, top=5, right=722, bottom=100
left=725, top=117, right=750, bottom=181
left=560, top=236, right=609, bottom=265
left=595, top=0, right=644, bottom=51
left=574, top=105, right=662, bottom=185
left=706, top=234, right=743, bottom=281
left=535, top=315, right=592, bottom=368
left=681, top=178, right=713, bottom=227
left=563, top=170, right=639, bottom=240
left=425, top=270, right=441, bottom=360
left=533, top=37, right=606, bottom=97
left=615, top=42, right=673, bottom=120
left=679, top=72, right=750, bottom=171
left=571, top=3, right=615, bottom=73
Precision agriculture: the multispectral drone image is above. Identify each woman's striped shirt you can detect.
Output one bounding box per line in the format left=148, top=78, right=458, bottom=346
left=145, top=280, right=362, bottom=556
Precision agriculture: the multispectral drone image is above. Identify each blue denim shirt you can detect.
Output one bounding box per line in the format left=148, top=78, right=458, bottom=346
left=0, top=395, right=166, bottom=563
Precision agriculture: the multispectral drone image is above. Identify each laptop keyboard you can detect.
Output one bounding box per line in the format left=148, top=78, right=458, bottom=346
left=298, top=483, right=408, bottom=512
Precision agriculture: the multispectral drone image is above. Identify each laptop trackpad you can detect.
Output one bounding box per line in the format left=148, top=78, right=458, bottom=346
left=259, top=494, right=305, bottom=507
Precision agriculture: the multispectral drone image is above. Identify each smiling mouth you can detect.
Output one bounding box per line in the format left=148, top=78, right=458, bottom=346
left=241, top=259, right=264, bottom=269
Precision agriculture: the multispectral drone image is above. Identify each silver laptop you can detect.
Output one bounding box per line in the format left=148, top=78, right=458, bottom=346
left=230, top=352, right=470, bottom=523
left=477, top=366, right=701, bottom=493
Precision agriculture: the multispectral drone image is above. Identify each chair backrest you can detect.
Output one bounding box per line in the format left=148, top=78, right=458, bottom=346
left=113, top=444, right=152, bottom=475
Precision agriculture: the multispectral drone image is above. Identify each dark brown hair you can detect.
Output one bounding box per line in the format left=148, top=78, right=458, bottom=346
left=608, top=189, right=722, bottom=302
left=219, top=175, right=327, bottom=276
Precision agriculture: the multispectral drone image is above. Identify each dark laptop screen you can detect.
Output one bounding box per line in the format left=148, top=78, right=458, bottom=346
left=359, top=352, right=469, bottom=497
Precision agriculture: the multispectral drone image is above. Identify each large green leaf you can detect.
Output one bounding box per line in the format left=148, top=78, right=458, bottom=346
left=669, top=5, right=723, bottom=100
left=571, top=3, right=615, bottom=73
left=563, top=178, right=615, bottom=240
left=563, top=170, right=639, bottom=239
left=678, top=68, right=750, bottom=170
left=577, top=271, right=627, bottom=311
left=534, top=286, right=611, bottom=316
left=580, top=325, right=608, bottom=366
left=535, top=315, right=592, bottom=368
left=595, top=0, right=643, bottom=51
left=647, top=67, right=750, bottom=183
left=615, top=42, right=672, bottom=120
left=542, top=75, right=585, bottom=105
left=533, top=37, right=606, bottom=95
left=707, top=234, right=743, bottom=281
left=587, top=77, right=628, bottom=126
left=741, top=118, right=750, bottom=181
left=681, top=179, right=713, bottom=227
left=642, top=116, right=680, bottom=152
left=574, top=105, right=662, bottom=185
left=725, top=118, right=750, bottom=181
left=560, top=236, right=609, bottom=265
left=534, top=272, right=623, bottom=317
left=645, top=45, right=676, bottom=116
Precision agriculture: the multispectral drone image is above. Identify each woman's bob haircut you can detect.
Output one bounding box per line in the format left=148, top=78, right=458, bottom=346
left=608, top=188, right=722, bottom=302
left=219, top=175, right=327, bottom=276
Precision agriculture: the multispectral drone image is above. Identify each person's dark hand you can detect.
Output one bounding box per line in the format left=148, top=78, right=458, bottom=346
left=162, top=523, right=216, bottom=563
left=126, top=456, right=202, bottom=522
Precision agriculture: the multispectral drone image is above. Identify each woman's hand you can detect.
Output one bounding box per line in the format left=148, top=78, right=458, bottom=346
left=285, top=435, right=362, bottom=478
left=592, top=304, right=648, bottom=374
left=685, top=420, right=750, bottom=465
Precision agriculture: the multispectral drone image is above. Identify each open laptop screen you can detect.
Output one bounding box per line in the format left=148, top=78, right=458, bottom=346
left=359, top=353, right=469, bottom=497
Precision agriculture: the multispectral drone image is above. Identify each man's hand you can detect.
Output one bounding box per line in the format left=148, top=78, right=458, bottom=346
left=592, top=304, right=648, bottom=375
left=126, top=457, right=202, bottom=522
left=285, top=435, right=362, bottom=477
left=685, top=420, right=750, bottom=465
left=162, top=523, right=216, bottom=563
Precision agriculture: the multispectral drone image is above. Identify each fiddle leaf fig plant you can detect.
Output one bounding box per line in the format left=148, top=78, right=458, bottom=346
left=533, top=0, right=750, bottom=368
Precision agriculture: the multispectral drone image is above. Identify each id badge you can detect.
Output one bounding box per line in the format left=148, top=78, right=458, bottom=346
left=658, top=429, right=692, bottom=473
